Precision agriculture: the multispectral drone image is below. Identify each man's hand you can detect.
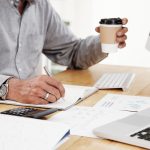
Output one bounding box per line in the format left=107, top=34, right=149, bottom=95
left=95, top=18, right=128, bottom=48
left=7, top=75, right=65, bottom=104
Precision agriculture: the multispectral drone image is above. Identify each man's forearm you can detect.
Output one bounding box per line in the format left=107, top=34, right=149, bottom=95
left=68, top=35, right=108, bottom=69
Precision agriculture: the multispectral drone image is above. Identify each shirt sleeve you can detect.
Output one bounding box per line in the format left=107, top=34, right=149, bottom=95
left=42, top=0, right=108, bottom=69
left=0, top=75, right=12, bottom=86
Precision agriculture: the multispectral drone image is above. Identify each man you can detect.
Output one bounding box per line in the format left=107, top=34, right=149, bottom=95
left=0, top=0, right=128, bottom=104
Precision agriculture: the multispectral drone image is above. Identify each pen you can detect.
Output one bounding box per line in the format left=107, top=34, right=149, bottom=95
left=44, top=66, right=65, bottom=101
left=44, top=66, right=52, bottom=77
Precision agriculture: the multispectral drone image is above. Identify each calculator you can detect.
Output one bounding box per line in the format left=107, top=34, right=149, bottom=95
left=0, top=107, right=58, bottom=119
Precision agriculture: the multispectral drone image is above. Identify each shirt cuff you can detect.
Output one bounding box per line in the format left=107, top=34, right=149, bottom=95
left=0, top=75, right=13, bottom=86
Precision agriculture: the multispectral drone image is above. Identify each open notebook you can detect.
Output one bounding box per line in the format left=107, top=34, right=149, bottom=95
left=0, top=84, right=93, bottom=110
left=0, top=73, right=135, bottom=110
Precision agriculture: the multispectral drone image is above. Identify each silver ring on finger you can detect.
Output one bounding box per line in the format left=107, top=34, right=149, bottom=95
left=44, top=93, right=50, bottom=100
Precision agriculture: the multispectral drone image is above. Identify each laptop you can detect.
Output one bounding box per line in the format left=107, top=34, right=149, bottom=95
left=93, top=107, right=150, bottom=149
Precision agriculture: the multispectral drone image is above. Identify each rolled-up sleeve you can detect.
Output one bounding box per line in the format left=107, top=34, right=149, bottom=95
left=43, top=0, right=108, bottom=69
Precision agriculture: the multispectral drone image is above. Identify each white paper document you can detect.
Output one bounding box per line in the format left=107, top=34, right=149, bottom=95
left=94, top=94, right=150, bottom=112
left=49, top=106, right=132, bottom=138
left=0, top=114, right=70, bottom=150
left=49, top=94, right=150, bottom=138
left=0, top=84, right=93, bottom=110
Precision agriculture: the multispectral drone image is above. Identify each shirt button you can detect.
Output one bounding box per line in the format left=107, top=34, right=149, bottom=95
left=19, top=43, right=22, bottom=48
left=10, top=0, right=14, bottom=5
left=18, top=68, right=22, bottom=72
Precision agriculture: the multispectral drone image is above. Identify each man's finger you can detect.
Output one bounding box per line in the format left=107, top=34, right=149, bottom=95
left=95, top=26, right=100, bottom=33
left=30, top=87, right=57, bottom=102
left=117, top=27, right=128, bottom=36
left=24, top=97, right=48, bottom=105
left=45, top=93, right=57, bottom=103
left=118, top=42, right=126, bottom=48
left=45, top=77, right=65, bottom=97
left=40, top=82, right=61, bottom=99
left=116, top=35, right=127, bottom=43
left=122, top=18, right=128, bottom=25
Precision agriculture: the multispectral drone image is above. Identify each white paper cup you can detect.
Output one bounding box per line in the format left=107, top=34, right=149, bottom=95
left=100, top=24, right=122, bottom=53
left=99, top=18, right=122, bottom=53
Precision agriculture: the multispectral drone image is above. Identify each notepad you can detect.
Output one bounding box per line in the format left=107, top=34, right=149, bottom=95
left=0, top=114, right=70, bottom=150
left=0, top=84, right=93, bottom=110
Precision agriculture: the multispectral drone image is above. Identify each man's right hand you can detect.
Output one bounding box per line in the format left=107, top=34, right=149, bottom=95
left=7, top=75, right=65, bottom=104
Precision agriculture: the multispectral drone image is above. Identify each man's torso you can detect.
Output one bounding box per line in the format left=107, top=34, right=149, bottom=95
left=0, top=0, right=48, bottom=79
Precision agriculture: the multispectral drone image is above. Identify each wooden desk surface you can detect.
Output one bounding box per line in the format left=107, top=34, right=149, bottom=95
left=1, top=64, right=150, bottom=150
left=55, top=64, right=150, bottom=150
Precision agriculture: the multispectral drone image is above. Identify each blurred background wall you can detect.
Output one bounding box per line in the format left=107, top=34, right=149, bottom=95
left=43, top=0, right=150, bottom=74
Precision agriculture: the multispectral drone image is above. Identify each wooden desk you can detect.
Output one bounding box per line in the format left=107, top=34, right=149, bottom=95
left=1, top=64, right=150, bottom=150
left=55, top=64, right=150, bottom=150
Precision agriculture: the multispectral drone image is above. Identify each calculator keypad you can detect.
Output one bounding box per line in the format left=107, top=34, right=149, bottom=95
left=0, top=108, right=41, bottom=117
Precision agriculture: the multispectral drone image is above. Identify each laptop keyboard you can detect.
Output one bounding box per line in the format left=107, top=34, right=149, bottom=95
left=94, top=73, right=135, bottom=91
left=130, top=127, right=150, bottom=141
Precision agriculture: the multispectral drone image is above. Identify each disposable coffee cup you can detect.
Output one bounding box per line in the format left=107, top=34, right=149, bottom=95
left=99, top=18, right=123, bottom=53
